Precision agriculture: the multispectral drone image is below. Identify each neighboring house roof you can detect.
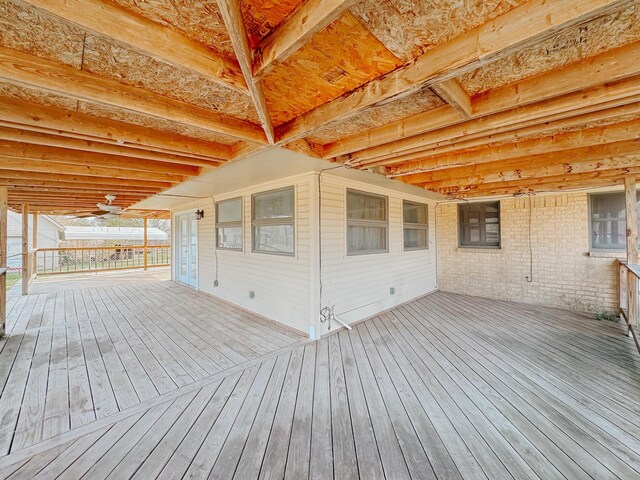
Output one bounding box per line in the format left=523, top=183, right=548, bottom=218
left=7, top=211, right=66, bottom=236
left=62, top=226, right=168, bottom=241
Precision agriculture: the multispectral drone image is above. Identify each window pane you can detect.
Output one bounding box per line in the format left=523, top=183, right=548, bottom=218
left=217, top=198, right=242, bottom=223
left=590, top=192, right=640, bottom=249
left=404, top=228, right=427, bottom=249
left=347, top=191, right=386, bottom=221
left=459, top=202, right=500, bottom=247
left=347, top=226, right=386, bottom=253
left=217, top=227, right=242, bottom=250
left=254, top=225, right=294, bottom=254
left=403, top=202, right=427, bottom=224
left=254, top=188, right=294, bottom=220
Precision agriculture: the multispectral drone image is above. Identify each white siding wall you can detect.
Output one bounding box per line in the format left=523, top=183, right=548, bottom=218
left=318, top=173, right=438, bottom=332
left=173, top=174, right=313, bottom=335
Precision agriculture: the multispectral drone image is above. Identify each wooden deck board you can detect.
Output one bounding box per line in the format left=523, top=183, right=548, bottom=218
left=1, top=286, right=640, bottom=479
left=0, top=277, right=304, bottom=457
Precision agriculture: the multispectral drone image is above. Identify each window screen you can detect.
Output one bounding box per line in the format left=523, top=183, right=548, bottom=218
left=216, top=197, right=242, bottom=250
left=252, top=187, right=295, bottom=255
left=403, top=201, right=428, bottom=250
left=590, top=192, right=640, bottom=250
left=346, top=190, right=388, bottom=255
left=458, top=202, right=500, bottom=248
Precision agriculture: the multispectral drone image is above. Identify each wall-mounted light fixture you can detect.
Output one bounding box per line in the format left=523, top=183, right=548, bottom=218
left=196, top=209, right=204, bottom=220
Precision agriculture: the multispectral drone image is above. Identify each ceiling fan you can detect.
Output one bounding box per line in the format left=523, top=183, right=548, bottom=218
left=75, top=194, right=144, bottom=219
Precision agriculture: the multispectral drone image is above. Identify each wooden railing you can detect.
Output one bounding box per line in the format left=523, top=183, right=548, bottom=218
left=618, top=260, right=640, bottom=353
left=36, top=245, right=170, bottom=275
left=22, top=249, right=37, bottom=295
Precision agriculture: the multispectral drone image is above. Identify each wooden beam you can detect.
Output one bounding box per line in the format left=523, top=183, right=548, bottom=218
left=252, top=0, right=358, bottom=79
left=1, top=182, right=162, bottom=194
left=275, top=0, right=634, bottom=143
left=216, top=0, right=275, bottom=144
left=625, top=176, right=639, bottom=329
left=626, top=177, right=639, bottom=263
left=434, top=168, right=640, bottom=196
left=405, top=142, right=640, bottom=188
left=0, top=186, right=6, bottom=336
left=0, top=158, right=186, bottom=183
left=143, top=217, right=148, bottom=271
left=0, top=126, right=222, bottom=168
left=31, top=212, right=37, bottom=251
left=384, top=101, right=640, bottom=172
left=0, top=47, right=267, bottom=144
left=21, top=203, right=28, bottom=296
left=0, top=97, right=234, bottom=160
left=21, top=0, right=247, bottom=93
left=0, top=140, right=200, bottom=176
left=330, top=41, right=640, bottom=161
left=0, top=170, right=174, bottom=189
left=431, top=80, right=472, bottom=117
left=389, top=117, right=640, bottom=176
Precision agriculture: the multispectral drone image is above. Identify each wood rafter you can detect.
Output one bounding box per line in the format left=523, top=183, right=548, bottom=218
left=328, top=40, right=640, bottom=161
left=21, top=0, right=248, bottom=94
left=217, top=0, right=275, bottom=144
left=388, top=116, right=640, bottom=177
left=431, top=79, right=472, bottom=118
left=434, top=168, right=640, bottom=197
left=403, top=141, right=640, bottom=187
left=275, top=0, right=634, bottom=143
left=0, top=46, right=267, bottom=144
left=0, top=97, right=234, bottom=161
left=0, top=126, right=221, bottom=168
left=252, top=0, right=359, bottom=79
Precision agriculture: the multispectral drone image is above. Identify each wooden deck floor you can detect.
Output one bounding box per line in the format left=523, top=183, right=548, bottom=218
left=1, top=287, right=640, bottom=479
left=0, top=277, right=305, bottom=457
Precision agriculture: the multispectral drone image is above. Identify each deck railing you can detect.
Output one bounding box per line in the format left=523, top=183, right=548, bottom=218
left=618, top=261, right=640, bottom=353
left=36, top=245, right=170, bottom=275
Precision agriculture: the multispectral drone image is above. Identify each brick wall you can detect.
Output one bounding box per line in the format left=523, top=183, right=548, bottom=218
left=436, top=193, right=621, bottom=314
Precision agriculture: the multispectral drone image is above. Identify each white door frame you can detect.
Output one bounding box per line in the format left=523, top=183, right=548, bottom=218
left=174, top=211, right=199, bottom=289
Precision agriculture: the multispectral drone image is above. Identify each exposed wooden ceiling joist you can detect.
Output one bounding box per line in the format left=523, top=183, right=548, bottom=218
left=217, top=0, right=275, bottom=144
left=20, top=0, right=248, bottom=94
left=0, top=140, right=200, bottom=176
left=391, top=118, right=640, bottom=178
left=0, top=47, right=267, bottom=144
left=0, top=170, right=173, bottom=189
left=252, top=0, right=359, bottom=79
left=435, top=168, right=640, bottom=197
left=327, top=40, right=640, bottom=160
left=0, top=127, right=221, bottom=168
left=404, top=140, right=640, bottom=187
left=275, top=0, right=634, bottom=143
left=0, top=97, right=234, bottom=160
left=0, top=158, right=186, bottom=183
left=431, top=79, right=472, bottom=118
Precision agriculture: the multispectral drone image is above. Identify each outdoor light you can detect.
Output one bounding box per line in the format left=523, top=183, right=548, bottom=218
left=196, top=209, right=204, bottom=220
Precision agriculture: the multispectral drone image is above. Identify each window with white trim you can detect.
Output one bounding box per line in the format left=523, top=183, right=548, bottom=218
left=403, top=200, right=428, bottom=250
left=215, top=197, right=242, bottom=250
left=590, top=192, right=640, bottom=250
left=458, top=201, right=500, bottom=248
left=346, top=189, right=388, bottom=255
left=252, top=187, right=295, bottom=256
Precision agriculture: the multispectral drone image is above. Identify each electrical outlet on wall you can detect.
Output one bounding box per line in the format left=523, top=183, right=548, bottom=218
left=390, top=287, right=396, bottom=295
left=249, top=291, right=255, bottom=299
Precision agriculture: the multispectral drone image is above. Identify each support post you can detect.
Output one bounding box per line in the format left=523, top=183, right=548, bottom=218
left=143, top=216, right=148, bottom=271
left=21, top=203, right=28, bottom=296
left=0, top=187, right=7, bottom=336
left=32, top=212, right=38, bottom=280
left=625, top=177, right=638, bottom=329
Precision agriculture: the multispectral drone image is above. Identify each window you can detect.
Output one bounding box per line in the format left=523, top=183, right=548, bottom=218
left=403, top=201, right=428, bottom=250
left=458, top=202, right=500, bottom=248
left=346, top=189, right=388, bottom=255
left=590, top=192, right=640, bottom=250
left=252, top=187, right=295, bottom=255
left=216, top=197, right=243, bottom=250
